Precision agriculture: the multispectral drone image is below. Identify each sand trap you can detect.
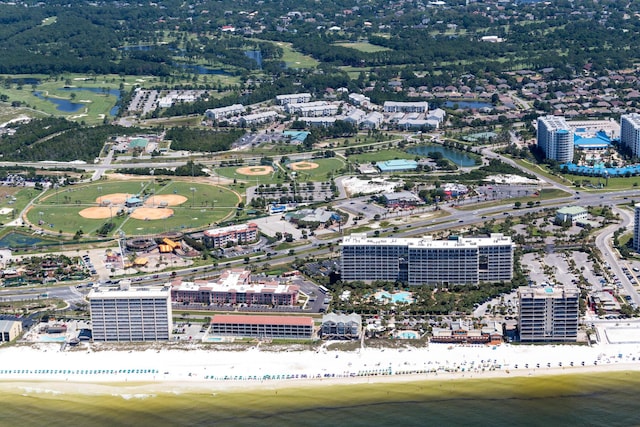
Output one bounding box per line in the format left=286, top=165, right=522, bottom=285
left=129, top=207, right=174, bottom=220
left=79, top=207, right=114, bottom=219
left=96, top=193, right=131, bottom=205
left=290, top=161, right=319, bottom=170
left=236, top=166, right=274, bottom=176
left=143, top=194, right=187, bottom=207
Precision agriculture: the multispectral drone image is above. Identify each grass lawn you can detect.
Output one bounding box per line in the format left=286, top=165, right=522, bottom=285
left=274, top=42, right=319, bottom=69
left=217, top=166, right=285, bottom=185
left=333, top=42, right=392, bottom=53
left=284, top=158, right=345, bottom=181
left=347, top=148, right=416, bottom=164
left=0, top=73, right=241, bottom=125
left=25, top=180, right=240, bottom=236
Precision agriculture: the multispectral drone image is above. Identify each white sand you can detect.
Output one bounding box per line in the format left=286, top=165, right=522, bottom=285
left=0, top=340, right=639, bottom=393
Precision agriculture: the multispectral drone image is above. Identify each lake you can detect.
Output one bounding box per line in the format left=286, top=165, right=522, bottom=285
left=0, top=232, right=55, bottom=248
left=59, top=87, right=121, bottom=116
left=407, top=144, right=477, bottom=167
left=33, top=91, right=85, bottom=113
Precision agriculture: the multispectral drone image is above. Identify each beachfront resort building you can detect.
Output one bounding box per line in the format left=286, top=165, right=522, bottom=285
left=518, top=285, right=579, bottom=342
left=430, top=320, right=503, bottom=345
left=634, top=204, right=640, bottom=252
left=210, top=315, right=314, bottom=339
left=203, top=223, right=259, bottom=248
left=340, top=233, right=514, bottom=285
left=88, top=282, right=172, bottom=342
left=0, top=320, right=22, bottom=342
left=621, top=113, right=640, bottom=157
left=171, top=269, right=299, bottom=306
left=320, top=313, right=362, bottom=340
left=537, top=115, right=574, bottom=163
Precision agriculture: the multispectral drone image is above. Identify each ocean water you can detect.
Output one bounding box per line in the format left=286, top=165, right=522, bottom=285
left=1, top=372, right=639, bottom=426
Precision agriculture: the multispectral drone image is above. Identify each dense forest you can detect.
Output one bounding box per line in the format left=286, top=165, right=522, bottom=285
left=0, top=119, right=144, bottom=161
left=165, top=128, right=245, bottom=152
left=0, top=0, right=639, bottom=79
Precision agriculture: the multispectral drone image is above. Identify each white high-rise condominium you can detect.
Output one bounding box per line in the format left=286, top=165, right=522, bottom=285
left=537, top=115, right=574, bottom=163
left=621, top=113, right=640, bottom=158
left=518, top=285, right=579, bottom=342
left=88, top=282, right=172, bottom=342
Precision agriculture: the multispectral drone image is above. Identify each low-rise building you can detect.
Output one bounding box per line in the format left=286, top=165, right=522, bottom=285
left=276, top=93, right=312, bottom=105
left=210, top=314, right=314, bottom=339
left=286, top=101, right=338, bottom=117
left=320, top=313, right=361, bottom=340
left=205, top=104, right=246, bottom=120
left=171, top=269, right=299, bottom=306
left=239, top=111, right=279, bottom=126
left=0, top=320, right=22, bottom=342
left=362, top=112, right=384, bottom=129
left=430, top=320, right=503, bottom=345
left=381, top=191, right=424, bottom=207
left=203, top=223, right=259, bottom=247
left=383, top=101, right=429, bottom=113
left=555, top=206, right=588, bottom=224
left=348, top=93, right=370, bottom=106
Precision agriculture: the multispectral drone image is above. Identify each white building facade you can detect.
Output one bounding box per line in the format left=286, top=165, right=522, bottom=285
left=340, top=233, right=514, bottom=285
left=537, top=115, right=574, bottom=163
left=88, top=284, right=172, bottom=342
left=621, top=113, right=640, bottom=157
left=518, top=285, right=579, bottom=342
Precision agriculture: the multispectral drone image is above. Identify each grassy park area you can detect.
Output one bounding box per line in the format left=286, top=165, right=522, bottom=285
left=23, top=180, right=241, bottom=237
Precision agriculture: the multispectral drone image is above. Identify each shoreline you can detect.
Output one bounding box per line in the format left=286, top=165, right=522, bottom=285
left=2, top=363, right=639, bottom=395
left=1, top=341, right=639, bottom=395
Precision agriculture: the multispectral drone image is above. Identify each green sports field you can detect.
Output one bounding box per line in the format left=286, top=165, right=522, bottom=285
left=25, top=180, right=240, bottom=237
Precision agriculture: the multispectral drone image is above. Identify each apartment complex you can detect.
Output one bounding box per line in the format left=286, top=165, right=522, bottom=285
left=171, top=269, right=299, bottom=306
left=340, top=233, right=514, bottom=285
left=621, top=113, right=640, bottom=157
left=518, top=285, right=579, bottom=342
left=88, top=282, right=172, bottom=342
left=537, top=115, right=574, bottom=163
left=203, top=223, right=258, bottom=248
left=383, top=101, right=429, bottom=113
left=276, top=93, right=312, bottom=105
left=210, top=315, right=314, bottom=339
left=204, top=104, right=245, bottom=121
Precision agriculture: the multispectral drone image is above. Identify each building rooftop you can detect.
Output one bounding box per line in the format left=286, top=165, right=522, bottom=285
left=211, top=315, right=313, bottom=326
left=341, top=233, right=513, bottom=248
left=88, top=285, right=171, bottom=299
left=557, top=206, right=587, bottom=215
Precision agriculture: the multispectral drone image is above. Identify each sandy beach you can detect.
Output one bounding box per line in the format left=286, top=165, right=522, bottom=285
left=1, top=340, right=639, bottom=394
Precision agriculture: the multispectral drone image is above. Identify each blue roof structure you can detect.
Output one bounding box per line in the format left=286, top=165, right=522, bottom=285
left=377, top=159, right=418, bottom=172
left=573, top=130, right=611, bottom=150
left=561, top=162, right=640, bottom=177
left=283, top=131, right=310, bottom=143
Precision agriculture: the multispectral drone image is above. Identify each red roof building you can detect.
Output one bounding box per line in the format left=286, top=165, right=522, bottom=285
left=210, top=315, right=314, bottom=339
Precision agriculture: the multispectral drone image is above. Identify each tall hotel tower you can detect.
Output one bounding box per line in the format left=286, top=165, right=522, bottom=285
left=537, top=115, right=574, bottom=163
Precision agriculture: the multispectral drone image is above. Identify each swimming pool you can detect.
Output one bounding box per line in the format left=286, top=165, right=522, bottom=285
left=205, top=337, right=223, bottom=342
left=398, top=331, right=419, bottom=339
left=38, top=336, right=67, bottom=342
left=375, top=291, right=414, bottom=304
